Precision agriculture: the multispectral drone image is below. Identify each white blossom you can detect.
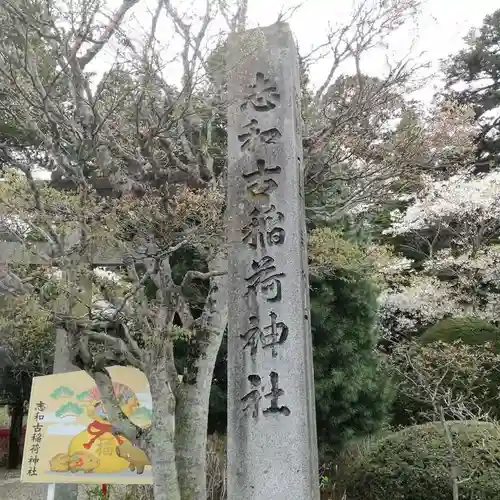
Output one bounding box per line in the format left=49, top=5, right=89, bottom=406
left=91, top=299, right=118, bottom=320
left=384, top=170, right=500, bottom=237
left=378, top=244, right=500, bottom=341
left=378, top=275, right=461, bottom=338
left=477, top=293, right=500, bottom=321
left=423, top=246, right=500, bottom=286
left=378, top=276, right=459, bottom=319
left=376, top=255, right=414, bottom=276
left=94, top=267, right=122, bottom=283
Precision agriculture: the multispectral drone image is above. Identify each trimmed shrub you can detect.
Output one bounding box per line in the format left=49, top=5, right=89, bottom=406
left=420, top=317, right=500, bottom=348
left=340, top=421, right=500, bottom=500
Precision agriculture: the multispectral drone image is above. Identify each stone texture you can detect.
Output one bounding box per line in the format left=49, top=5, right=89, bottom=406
left=226, top=22, right=319, bottom=500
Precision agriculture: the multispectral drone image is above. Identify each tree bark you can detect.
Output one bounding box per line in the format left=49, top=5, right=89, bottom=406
left=7, top=402, right=23, bottom=470
left=175, top=387, right=210, bottom=500
left=147, top=363, right=181, bottom=500
left=176, top=253, right=228, bottom=500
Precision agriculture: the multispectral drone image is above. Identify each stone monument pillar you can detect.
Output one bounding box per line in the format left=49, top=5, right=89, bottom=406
left=226, top=22, right=320, bottom=500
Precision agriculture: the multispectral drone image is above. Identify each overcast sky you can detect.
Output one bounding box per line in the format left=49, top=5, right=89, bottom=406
left=247, top=0, right=498, bottom=100
left=109, top=0, right=497, bottom=104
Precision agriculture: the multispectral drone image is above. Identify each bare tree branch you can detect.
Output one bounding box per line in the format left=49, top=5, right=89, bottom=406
left=78, top=0, right=142, bottom=69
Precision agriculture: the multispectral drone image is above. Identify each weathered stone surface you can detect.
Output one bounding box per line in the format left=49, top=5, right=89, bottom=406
left=226, top=22, right=319, bottom=500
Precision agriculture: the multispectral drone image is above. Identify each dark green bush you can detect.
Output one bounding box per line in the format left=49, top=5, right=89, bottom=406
left=310, top=273, right=391, bottom=459
left=340, top=421, right=500, bottom=500
left=420, top=317, right=500, bottom=348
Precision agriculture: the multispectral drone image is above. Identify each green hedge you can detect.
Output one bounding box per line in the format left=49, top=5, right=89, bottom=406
left=420, top=317, right=500, bottom=348
left=340, top=421, right=500, bottom=500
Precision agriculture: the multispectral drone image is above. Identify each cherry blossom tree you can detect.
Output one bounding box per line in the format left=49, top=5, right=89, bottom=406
left=385, top=169, right=500, bottom=253
left=379, top=165, right=500, bottom=346
left=377, top=274, right=461, bottom=349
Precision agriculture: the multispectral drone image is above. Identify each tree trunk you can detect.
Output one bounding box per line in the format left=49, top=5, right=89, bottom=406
left=176, top=253, right=228, bottom=500
left=147, top=363, right=181, bottom=500
left=7, top=402, right=23, bottom=470
left=175, top=386, right=210, bottom=500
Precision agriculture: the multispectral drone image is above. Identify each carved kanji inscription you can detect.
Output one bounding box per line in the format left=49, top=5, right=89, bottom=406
left=241, top=311, right=289, bottom=357
left=245, top=256, right=284, bottom=303
left=238, top=119, right=282, bottom=152
left=241, top=374, right=263, bottom=418
left=242, top=159, right=281, bottom=203
left=241, top=204, right=285, bottom=249
left=241, top=372, right=291, bottom=418
left=263, top=371, right=290, bottom=416
left=240, top=72, right=281, bottom=112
